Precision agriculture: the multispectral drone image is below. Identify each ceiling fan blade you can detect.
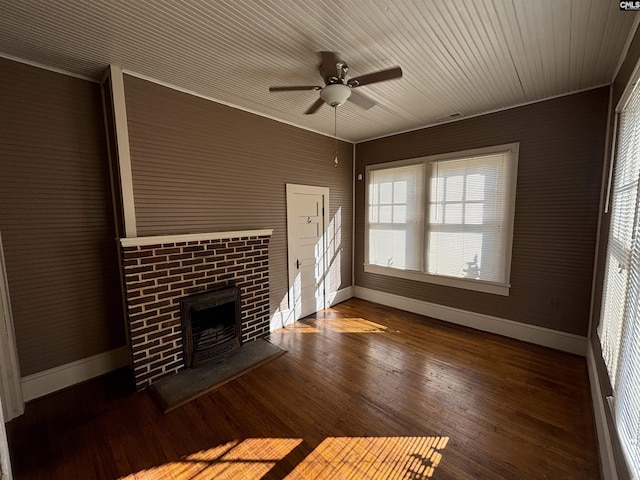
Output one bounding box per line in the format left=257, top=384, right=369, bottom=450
left=304, top=98, right=325, bottom=115
left=347, top=66, right=403, bottom=88
left=269, top=86, right=321, bottom=92
left=319, top=51, right=339, bottom=82
left=347, top=90, right=376, bottom=110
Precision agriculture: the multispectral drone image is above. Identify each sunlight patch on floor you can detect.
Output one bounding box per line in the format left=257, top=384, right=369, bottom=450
left=118, top=436, right=448, bottom=480
left=286, top=436, right=449, bottom=479
left=312, top=317, right=388, bottom=333
left=119, top=438, right=302, bottom=480
left=279, top=317, right=389, bottom=334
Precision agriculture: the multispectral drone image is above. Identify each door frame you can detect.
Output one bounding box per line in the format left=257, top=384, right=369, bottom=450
left=286, top=184, right=330, bottom=320
left=0, top=231, right=19, bottom=479
left=0, top=230, right=22, bottom=421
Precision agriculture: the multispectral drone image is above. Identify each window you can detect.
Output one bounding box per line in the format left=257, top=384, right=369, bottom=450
left=368, top=164, right=424, bottom=270
left=598, top=81, right=640, bottom=479
left=365, top=143, right=518, bottom=296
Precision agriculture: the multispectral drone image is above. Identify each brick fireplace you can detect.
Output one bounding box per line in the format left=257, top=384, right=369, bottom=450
left=119, top=230, right=272, bottom=390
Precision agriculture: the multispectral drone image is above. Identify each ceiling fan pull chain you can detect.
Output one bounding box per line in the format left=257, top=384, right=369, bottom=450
left=334, top=106, right=339, bottom=168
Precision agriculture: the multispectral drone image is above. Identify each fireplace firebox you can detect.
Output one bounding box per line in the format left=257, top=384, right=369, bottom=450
left=180, top=286, right=242, bottom=368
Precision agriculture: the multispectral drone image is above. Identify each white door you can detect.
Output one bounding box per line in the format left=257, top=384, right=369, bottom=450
left=286, top=184, right=329, bottom=320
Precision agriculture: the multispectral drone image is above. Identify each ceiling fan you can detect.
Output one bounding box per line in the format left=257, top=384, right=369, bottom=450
left=269, top=51, right=403, bottom=114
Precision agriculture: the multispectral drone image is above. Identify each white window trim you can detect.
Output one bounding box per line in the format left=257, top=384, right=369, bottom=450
left=364, top=143, right=519, bottom=296
left=363, top=264, right=510, bottom=296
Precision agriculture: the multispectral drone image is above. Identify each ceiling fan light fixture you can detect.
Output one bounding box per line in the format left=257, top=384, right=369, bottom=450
left=320, top=84, right=351, bottom=107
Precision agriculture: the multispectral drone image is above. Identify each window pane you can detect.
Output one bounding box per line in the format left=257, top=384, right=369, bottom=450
left=444, top=203, right=462, bottom=224
left=445, top=175, right=464, bottom=201
left=369, top=183, right=378, bottom=205
left=379, top=205, right=392, bottom=223
left=465, top=203, right=484, bottom=224
left=379, top=182, right=392, bottom=204
left=466, top=174, right=486, bottom=201
left=394, top=181, right=407, bottom=203
left=393, top=205, right=406, bottom=223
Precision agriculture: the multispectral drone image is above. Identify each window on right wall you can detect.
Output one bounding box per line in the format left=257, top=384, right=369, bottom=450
left=598, top=79, right=640, bottom=479
left=365, top=143, right=519, bottom=296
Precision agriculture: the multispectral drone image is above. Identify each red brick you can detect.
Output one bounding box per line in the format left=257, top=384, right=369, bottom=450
left=168, top=253, right=193, bottom=261
left=144, top=300, right=171, bottom=311
left=127, top=295, right=155, bottom=306
left=158, top=291, right=178, bottom=300
left=141, top=271, right=167, bottom=280
left=184, top=272, right=206, bottom=280
left=182, top=258, right=205, bottom=266
left=129, top=280, right=156, bottom=290
left=125, top=265, right=154, bottom=274
left=206, top=268, right=226, bottom=277
left=170, top=280, right=194, bottom=290
left=155, top=247, right=181, bottom=255
left=140, top=255, right=169, bottom=265
left=169, top=267, right=192, bottom=276
left=155, top=261, right=181, bottom=270
left=226, top=265, right=245, bottom=273
left=163, top=359, right=184, bottom=371
left=149, top=343, right=174, bottom=356
left=142, top=285, right=169, bottom=295
left=159, top=305, right=178, bottom=315
left=139, top=244, right=162, bottom=251
left=130, top=309, right=160, bottom=321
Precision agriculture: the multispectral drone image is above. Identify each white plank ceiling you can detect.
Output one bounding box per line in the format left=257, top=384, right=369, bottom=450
left=0, top=0, right=637, bottom=142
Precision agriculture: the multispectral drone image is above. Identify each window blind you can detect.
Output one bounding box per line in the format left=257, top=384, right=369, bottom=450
left=598, top=82, right=640, bottom=479
left=428, top=153, right=511, bottom=283
left=368, top=164, right=424, bottom=270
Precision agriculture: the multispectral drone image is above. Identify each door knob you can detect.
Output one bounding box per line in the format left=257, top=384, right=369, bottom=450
left=296, top=259, right=301, bottom=269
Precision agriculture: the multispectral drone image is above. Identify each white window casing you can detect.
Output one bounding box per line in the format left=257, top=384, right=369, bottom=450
left=365, top=143, right=519, bottom=297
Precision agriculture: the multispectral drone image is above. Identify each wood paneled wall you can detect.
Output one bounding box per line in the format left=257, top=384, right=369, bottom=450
left=123, top=75, right=353, bottom=315
left=355, top=87, right=609, bottom=336
left=0, top=58, right=125, bottom=376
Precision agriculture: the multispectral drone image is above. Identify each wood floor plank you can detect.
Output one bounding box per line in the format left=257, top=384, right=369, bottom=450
left=6, top=298, right=600, bottom=479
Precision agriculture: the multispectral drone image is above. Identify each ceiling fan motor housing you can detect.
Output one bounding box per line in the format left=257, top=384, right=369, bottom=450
left=320, top=83, right=352, bottom=107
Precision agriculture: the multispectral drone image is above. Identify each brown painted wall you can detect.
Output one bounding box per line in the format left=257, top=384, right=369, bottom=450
left=0, top=58, right=125, bottom=376
left=355, top=88, right=609, bottom=336
left=123, top=75, right=353, bottom=315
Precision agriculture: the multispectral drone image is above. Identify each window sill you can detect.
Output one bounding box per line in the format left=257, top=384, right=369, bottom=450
left=363, top=264, right=510, bottom=296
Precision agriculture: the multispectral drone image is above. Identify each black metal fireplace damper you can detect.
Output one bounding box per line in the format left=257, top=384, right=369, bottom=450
left=180, top=286, right=242, bottom=368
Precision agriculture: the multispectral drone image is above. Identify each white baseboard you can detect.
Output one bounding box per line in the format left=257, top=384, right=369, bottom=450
left=586, top=342, right=619, bottom=480
left=354, top=287, right=588, bottom=355
left=328, top=286, right=354, bottom=306
left=21, top=347, right=130, bottom=402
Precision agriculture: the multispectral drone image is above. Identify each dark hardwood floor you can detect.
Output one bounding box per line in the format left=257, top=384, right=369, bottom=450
left=7, top=298, right=600, bottom=479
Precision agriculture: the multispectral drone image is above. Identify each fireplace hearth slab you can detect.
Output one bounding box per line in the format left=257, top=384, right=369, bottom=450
left=150, top=338, right=286, bottom=413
